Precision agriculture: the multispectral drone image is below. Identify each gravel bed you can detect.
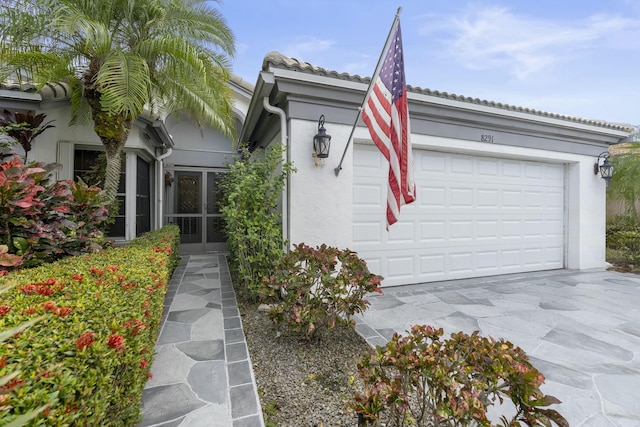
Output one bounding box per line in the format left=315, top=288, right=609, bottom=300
left=239, top=302, right=373, bottom=427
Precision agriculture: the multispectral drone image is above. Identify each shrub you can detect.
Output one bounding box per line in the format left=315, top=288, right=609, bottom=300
left=606, top=216, right=640, bottom=266
left=350, top=325, right=568, bottom=427
left=219, top=144, right=295, bottom=297
left=0, top=156, right=109, bottom=270
left=0, top=225, right=179, bottom=426
left=0, top=283, right=52, bottom=427
left=260, top=243, right=382, bottom=339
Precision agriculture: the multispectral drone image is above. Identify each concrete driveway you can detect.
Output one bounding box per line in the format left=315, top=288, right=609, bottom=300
left=354, top=269, right=640, bottom=427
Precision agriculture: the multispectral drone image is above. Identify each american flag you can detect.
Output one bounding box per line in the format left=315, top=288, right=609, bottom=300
left=362, top=22, right=415, bottom=229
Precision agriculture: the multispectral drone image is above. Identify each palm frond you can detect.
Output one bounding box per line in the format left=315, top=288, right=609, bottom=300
left=96, top=50, right=151, bottom=117
left=168, top=76, right=235, bottom=138
left=69, top=79, right=92, bottom=126
left=50, top=1, right=114, bottom=56
left=162, top=0, right=235, bottom=56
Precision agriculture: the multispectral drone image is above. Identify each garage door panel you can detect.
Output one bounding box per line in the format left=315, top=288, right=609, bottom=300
left=387, top=222, right=416, bottom=243
left=420, top=254, right=446, bottom=276
left=387, top=256, right=416, bottom=279
left=525, top=163, right=544, bottom=178
left=450, top=188, right=474, bottom=207
left=451, top=157, right=474, bottom=174
left=477, top=251, right=499, bottom=270
left=354, top=145, right=565, bottom=286
left=502, top=161, right=523, bottom=177
left=420, top=153, right=446, bottom=172
left=450, top=221, right=474, bottom=240
left=353, top=184, right=383, bottom=208
left=477, top=220, right=499, bottom=239
left=353, top=221, right=382, bottom=244
left=477, top=159, right=499, bottom=176
left=420, top=221, right=446, bottom=242
left=477, top=189, right=499, bottom=207
left=450, top=252, right=474, bottom=273
left=421, top=188, right=446, bottom=207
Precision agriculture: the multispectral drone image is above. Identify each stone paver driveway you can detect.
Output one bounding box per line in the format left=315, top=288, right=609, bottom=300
left=355, top=269, right=640, bottom=427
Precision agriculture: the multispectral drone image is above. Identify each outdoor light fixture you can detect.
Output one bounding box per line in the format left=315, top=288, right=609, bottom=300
left=594, top=152, right=614, bottom=185
left=313, top=115, right=331, bottom=159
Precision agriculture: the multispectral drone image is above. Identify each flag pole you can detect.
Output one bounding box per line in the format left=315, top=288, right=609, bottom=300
left=334, top=7, right=403, bottom=177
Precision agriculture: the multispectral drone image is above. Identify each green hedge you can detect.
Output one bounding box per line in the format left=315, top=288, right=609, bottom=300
left=0, top=225, right=180, bottom=426
left=606, top=216, right=640, bottom=267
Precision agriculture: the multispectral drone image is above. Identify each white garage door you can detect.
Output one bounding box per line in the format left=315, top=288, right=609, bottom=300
left=353, top=144, right=565, bottom=287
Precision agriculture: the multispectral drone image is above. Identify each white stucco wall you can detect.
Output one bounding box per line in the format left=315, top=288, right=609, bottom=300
left=22, top=103, right=99, bottom=170
left=286, top=118, right=609, bottom=271
left=286, top=119, right=354, bottom=250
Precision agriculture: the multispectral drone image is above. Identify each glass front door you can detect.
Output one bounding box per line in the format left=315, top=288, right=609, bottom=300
left=165, top=169, right=226, bottom=253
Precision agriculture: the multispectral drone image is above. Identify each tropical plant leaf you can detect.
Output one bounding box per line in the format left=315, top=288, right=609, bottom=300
left=537, top=408, right=570, bottom=427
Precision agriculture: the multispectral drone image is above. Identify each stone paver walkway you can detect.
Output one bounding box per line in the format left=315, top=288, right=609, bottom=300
left=140, top=254, right=264, bottom=427
left=140, top=257, right=640, bottom=427
left=355, top=269, right=640, bottom=427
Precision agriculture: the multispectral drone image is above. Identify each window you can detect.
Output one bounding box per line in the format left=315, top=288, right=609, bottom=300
left=136, top=157, right=151, bottom=236
left=73, top=149, right=126, bottom=238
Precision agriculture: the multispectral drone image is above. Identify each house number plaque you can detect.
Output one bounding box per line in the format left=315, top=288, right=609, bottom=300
left=480, top=134, right=494, bottom=143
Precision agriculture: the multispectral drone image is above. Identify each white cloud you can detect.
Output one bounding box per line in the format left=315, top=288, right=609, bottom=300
left=283, top=37, right=335, bottom=61
left=430, top=5, right=638, bottom=80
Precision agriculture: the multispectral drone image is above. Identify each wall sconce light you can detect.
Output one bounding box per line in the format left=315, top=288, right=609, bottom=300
left=313, top=115, right=331, bottom=167
left=594, top=152, right=614, bottom=185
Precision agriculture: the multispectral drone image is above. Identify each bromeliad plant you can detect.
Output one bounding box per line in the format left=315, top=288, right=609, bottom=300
left=260, top=243, right=382, bottom=339
left=350, top=325, right=568, bottom=427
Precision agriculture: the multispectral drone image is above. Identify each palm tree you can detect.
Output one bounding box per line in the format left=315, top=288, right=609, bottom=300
left=0, top=0, right=235, bottom=204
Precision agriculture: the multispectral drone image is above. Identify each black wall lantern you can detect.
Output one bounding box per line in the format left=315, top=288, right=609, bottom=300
left=594, top=152, right=614, bottom=185
left=313, top=115, right=331, bottom=159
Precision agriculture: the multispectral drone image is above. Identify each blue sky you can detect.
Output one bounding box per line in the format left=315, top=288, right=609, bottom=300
left=220, top=0, right=640, bottom=127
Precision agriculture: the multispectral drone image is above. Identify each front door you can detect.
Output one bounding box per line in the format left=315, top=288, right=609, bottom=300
left=165, top=169, right=226, bottom=254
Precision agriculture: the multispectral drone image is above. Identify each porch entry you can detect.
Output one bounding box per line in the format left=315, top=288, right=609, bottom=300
left=164, top=168, right=227, bottom=253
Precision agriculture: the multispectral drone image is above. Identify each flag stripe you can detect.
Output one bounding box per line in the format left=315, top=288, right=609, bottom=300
left=362, top=21, right=415, bottom=229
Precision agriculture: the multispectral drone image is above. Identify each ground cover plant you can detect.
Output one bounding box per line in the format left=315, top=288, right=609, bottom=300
left=0, top=225, right=179, bottom=426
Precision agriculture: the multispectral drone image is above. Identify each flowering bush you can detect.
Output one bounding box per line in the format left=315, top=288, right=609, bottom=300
left=350, top=325, right=568, bottom=427
left=0, top=156, right=109, bottom=270
left=0, top=225, right=179, bottom=426
left=260, top=243, right=382, bottom=339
